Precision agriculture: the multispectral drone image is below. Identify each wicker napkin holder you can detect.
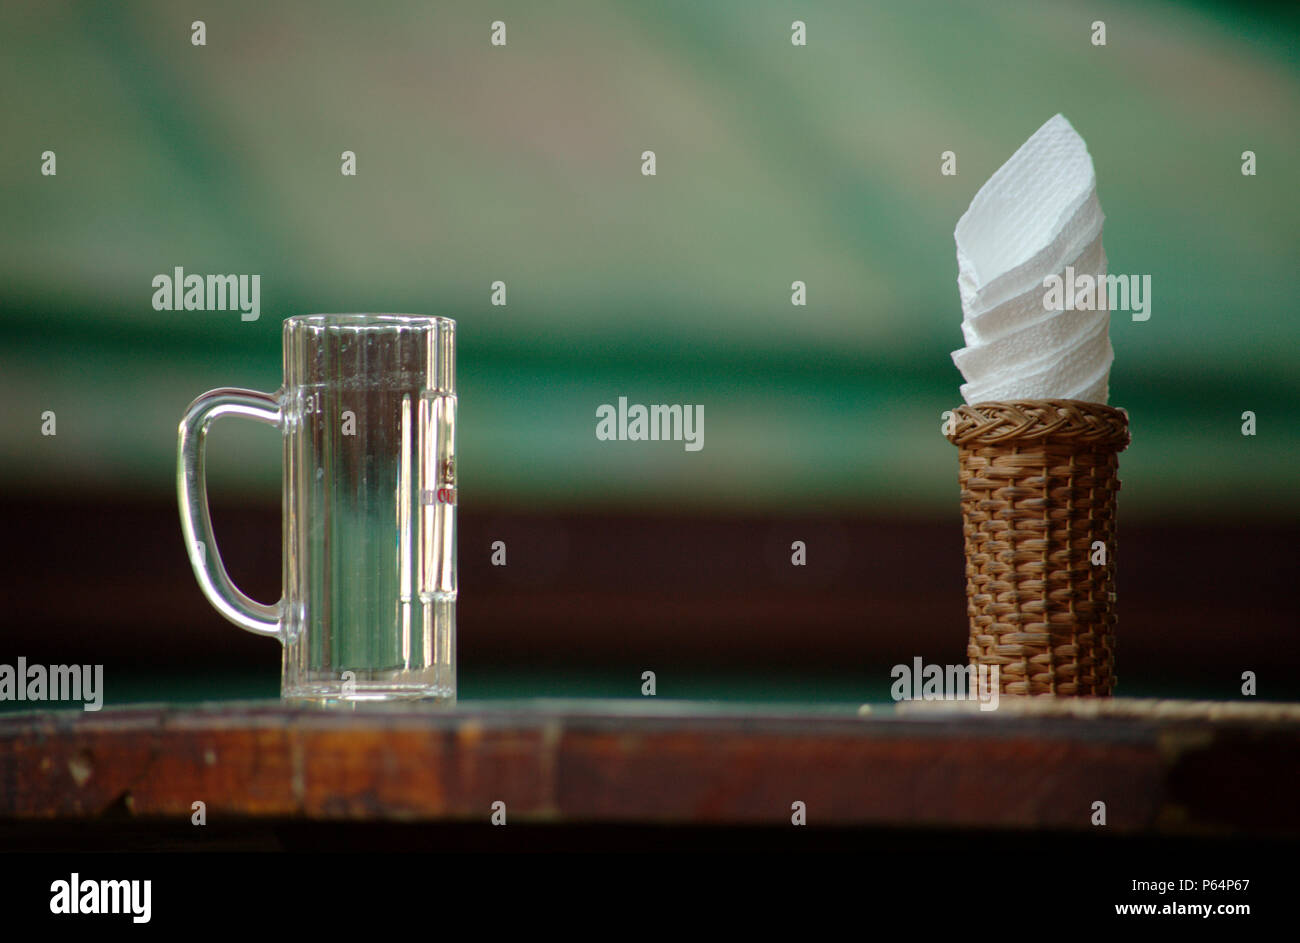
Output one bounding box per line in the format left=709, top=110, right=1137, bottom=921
left=945, top=400, right=1131, bottom=696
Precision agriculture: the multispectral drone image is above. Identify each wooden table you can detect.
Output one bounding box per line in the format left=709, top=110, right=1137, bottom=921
left=3, top=698, right=1298, bottom=852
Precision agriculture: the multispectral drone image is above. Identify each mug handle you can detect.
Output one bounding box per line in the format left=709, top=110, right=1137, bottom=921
left=177, top=388, right=284, bottom=638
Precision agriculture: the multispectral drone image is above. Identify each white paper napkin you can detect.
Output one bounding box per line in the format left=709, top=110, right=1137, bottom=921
left=952, top=114, right=1112, bottom=404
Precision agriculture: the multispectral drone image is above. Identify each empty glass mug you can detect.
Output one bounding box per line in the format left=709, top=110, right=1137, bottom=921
left=177, top=314, right=457, bottom=703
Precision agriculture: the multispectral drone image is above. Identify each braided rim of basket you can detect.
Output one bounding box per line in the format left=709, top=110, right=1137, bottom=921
left=945, top=399, right=1130, bottom=451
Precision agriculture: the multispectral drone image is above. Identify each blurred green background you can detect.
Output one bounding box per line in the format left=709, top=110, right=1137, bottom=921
left=2, top=0, right=1297, bottom=520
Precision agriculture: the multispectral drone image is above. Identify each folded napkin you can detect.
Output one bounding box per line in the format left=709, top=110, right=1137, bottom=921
left=952, top=114, right=1112, bottom=404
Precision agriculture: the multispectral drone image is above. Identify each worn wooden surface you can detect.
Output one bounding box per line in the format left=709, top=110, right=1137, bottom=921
left=1, top=699, right=1297, bottom=836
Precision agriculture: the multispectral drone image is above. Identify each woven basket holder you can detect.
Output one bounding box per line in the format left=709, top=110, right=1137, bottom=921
left=945, top=400, right=1130, bottom=696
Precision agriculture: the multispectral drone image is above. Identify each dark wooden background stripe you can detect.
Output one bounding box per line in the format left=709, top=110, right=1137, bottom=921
left=2, top=495, right=1296, bottom=694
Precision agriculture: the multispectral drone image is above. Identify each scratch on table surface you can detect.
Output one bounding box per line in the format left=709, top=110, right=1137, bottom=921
left=290, top=734, right=305, bottom=809
left=68, top=752, right=92, bottom=787
left=457, top=718, right=484, bottom=750
left=1156, top=727, right=1215, bottom=765
left=538, top=716, right=562, bottom=819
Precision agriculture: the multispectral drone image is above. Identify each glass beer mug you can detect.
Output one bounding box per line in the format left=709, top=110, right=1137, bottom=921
left=177, top=314, right=457, bottom=703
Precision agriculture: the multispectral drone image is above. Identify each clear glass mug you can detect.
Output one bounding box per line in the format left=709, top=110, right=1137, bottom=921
left=177, top=314, right=457, bottom=703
